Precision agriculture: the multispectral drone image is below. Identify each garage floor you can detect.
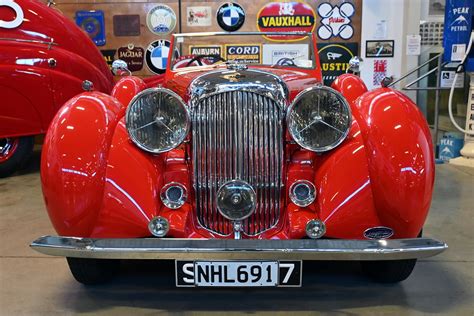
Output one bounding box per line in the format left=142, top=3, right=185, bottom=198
left=0, top=150, right=473, bottom=316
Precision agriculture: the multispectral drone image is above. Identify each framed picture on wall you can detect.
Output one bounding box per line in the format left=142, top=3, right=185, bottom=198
left=365, top=40, right=394, bottom=58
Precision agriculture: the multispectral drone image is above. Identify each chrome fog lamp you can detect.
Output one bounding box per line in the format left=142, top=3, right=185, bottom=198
left=306, top=219, right=326, bottom=239
left=148, top=216, right=169, bottom=237
left=160, top=182, right=187, bottom=209
left=217, top=180, right=256, bottom=221
left=126, top=88, right=190, bottom=153
left=289, top=180, right=316, bottom=207
left=287, top=86, right=351, bottom=152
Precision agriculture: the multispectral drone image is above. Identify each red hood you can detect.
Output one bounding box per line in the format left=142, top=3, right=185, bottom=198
left=164, top=65, right=321, bottom=103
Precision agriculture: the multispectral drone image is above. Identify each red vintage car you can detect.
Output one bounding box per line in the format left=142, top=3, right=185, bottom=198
left=0, top=0, right=113, bottom=177
left=31, top=32, right=447, bottom=287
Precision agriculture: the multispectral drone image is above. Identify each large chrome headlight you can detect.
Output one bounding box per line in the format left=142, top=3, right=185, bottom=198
left=126, top=88, right=190, bottom=153
left=287, top=86, right=351, bottom=152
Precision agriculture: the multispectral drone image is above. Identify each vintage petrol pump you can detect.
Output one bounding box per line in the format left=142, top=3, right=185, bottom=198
left=444, top=0, right=474, bottom=166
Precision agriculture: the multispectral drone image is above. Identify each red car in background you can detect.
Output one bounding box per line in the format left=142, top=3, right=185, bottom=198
left=31, top=31, right=447, bottom=287
left=0, top=0, right=113, bottom=177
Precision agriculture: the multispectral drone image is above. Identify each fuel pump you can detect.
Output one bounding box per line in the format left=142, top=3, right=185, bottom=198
left=444, top=0, right=474, bottom=167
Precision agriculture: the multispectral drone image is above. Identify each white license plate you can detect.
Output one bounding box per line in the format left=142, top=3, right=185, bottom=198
left=176, top=260, right=302, bottom=287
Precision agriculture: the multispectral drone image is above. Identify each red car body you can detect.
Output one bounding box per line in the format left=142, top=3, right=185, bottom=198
left=32, top=32, right=446, bottom=285
left=0, top=0, right=113, bottom=175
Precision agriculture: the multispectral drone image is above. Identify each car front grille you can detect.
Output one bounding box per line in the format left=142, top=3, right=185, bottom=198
left=192, top=90, right=284, bottom=236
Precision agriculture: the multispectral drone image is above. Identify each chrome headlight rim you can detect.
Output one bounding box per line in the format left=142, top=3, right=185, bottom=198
left=160, top=182, right=188, bottom=209
left=125, top=87, right=191, bottom=154
left=286, top=85, right=352, bottom=153
left=289, top=180, right=317, bottom=207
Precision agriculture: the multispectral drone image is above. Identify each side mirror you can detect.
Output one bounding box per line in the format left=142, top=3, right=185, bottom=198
left=111, top=59, right=130, bottom=76
left=347, top=56, right=363, bottom=75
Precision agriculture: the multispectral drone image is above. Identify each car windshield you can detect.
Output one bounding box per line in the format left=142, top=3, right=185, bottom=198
left=171, top=32, right=316, bottom=70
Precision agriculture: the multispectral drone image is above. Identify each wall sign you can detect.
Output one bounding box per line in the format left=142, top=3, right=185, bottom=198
left=225, top=44, right=261, bottom=64
left=440, top=70, right=465, bottom=88
left=146, top=40, right=176, bottom=74
left=317, top=43, right=358, bottom=86
left=75, top=10, right=106, bottom=46
left=317, top=2, right=354, bottom=40
left=373, top=60, right=388, bottom=86
left=257, top=2, right=316, bottom=41
left=100, top=49, right=116, bottom=69
left=366, top=40, right=394, bottom=58
left=146, top=4, right=176, bottom=35
left=189, top=45, right=222, bottom=57
left=216, top=2, right=245, bottom=32
left=113, top=15, right=140, bottom=37
left=0, top=0, right=24, bottom=29
left=118, top=44, right=144, bottom=72
left=262, top=44, right=309, bottom=65
left=406, top=34, right=421, bottom=56
left=187, top=6, right=212, bottom=27
left=443, top=0, right=472, bottom=62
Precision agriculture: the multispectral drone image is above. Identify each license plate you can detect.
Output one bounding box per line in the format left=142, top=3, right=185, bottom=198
left=175, top=260, right=302, bottom=287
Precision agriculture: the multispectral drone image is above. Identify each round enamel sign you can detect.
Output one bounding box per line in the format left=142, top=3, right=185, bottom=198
left=146, top=4, right=176, bottom=35
left=216, top=2, right=246, bottom=32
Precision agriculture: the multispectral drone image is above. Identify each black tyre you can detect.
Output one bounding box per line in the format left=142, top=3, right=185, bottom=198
left=67, top=257, right=120, bottom=285
left=361, top=259, right=417, bottom=283
left=0, top=136, right=34, bottom=178
left=362, top=230, right=422, bottom=283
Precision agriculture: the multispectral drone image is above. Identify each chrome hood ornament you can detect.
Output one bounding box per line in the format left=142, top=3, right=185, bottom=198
left=226, top=61, right=248, bottom=71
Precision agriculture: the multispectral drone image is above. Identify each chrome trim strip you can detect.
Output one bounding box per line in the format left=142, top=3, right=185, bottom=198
left=31, top=236, right=448, bottom=261
left=0, top=37, right=58, bottom=47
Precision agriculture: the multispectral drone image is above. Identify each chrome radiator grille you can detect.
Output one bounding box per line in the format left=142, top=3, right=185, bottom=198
left=192, top=91, right=284, bottom=236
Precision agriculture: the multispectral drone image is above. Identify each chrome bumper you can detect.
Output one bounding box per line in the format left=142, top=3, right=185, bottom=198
left=30, top=236, right=447, bottom=261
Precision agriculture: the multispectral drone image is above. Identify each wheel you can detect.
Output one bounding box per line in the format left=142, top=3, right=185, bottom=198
left=361, top=230, right=422, bottom=283
left=361, top=259, right=417, bottom=283
left=0, top=136, right=34, bottom=177
left=66, top=257, right=120, bottom=285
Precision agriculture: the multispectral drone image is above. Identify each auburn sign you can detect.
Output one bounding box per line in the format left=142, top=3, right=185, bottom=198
left=257, top=2, right=316, bottom=41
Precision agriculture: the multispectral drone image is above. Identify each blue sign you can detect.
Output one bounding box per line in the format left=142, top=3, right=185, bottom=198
left=75, top=10, right=106, bottom=46
left=439, top=133, right=464, bottom=161
left=443, top=0, right=473, bottom=64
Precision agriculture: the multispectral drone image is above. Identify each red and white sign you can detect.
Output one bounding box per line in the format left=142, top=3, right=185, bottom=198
left=373, top=60, right=388, bottom=86
left=257, top=2, right=316, bottom=41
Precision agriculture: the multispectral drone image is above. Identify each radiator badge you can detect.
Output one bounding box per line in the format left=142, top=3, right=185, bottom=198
left=364, top=227, right=394, bottom=240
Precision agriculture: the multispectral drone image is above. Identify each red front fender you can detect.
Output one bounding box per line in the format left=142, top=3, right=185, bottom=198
left=352, top=88, right=435, bottom=237
left=41, top=92, right=123, bottom=236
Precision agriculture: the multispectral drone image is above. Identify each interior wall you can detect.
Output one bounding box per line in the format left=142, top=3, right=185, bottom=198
left=53, top=0, right=362, bottom=78
left=360, top=0, right=422, bottom=101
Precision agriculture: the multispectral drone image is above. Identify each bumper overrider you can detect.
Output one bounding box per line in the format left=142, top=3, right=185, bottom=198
left=30, top=236, right=447, bottom=260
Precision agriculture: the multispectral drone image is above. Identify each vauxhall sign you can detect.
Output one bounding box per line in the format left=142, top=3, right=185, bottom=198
left=257, top=2, right=316, bottom=41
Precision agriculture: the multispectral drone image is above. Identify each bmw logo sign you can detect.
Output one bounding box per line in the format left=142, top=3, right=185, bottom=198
left=145, top=40, right=179, bottom=74
left=216, top=2, right=245, bottom=32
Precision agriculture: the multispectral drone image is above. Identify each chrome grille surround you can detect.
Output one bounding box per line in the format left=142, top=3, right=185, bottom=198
left=189, top=69, right=288, bottom=236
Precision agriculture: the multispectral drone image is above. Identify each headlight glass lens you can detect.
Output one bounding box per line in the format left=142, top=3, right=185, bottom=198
left=126, top=88, right=189, bottom=153
left=287, top=86, right=351, bottom=152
